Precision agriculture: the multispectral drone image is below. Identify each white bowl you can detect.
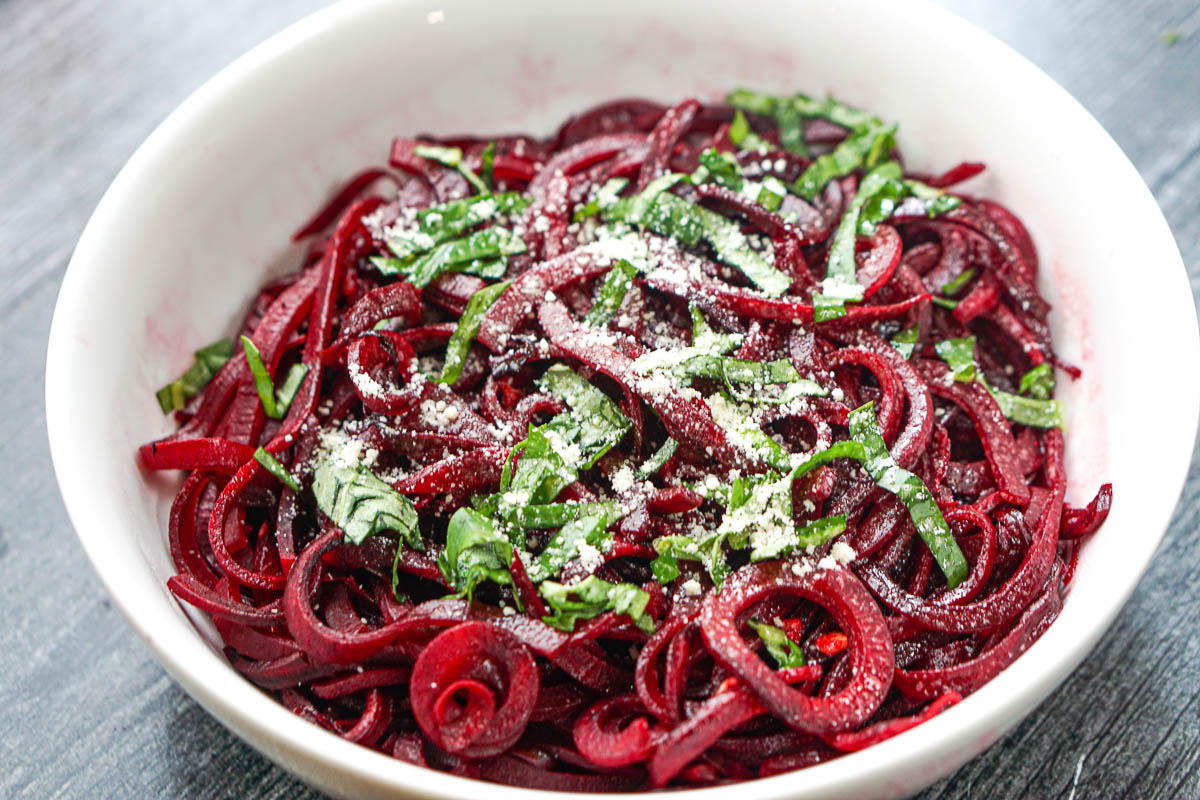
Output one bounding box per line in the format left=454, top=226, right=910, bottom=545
left=46, top=0, right=1200, bottom=798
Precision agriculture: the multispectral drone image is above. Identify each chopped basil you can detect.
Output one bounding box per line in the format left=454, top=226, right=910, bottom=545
left=574, top=177, right=630, bottom=221
left=377, top=226, right=526, bottom=288
left=503, top=500, right=622, bottom=530
left=848, top=402, right=968, bottom=589
left=934, top=336, right=1065, bottom=429
left=691, top=148, right=744, bottom=190
left=904, top=178, right=963, bottom=216
left=891, top=324, right=920, bottom=359
left=1019, top=363, right=1055, bottom=400
left=774, top=101, right=808, bottom=156
left=437, top=507, right=518, bottom=604
left=941, top=267, right=977, bottom=297
left=540, top=575, right=654, bottom=633
left=585, top=259, right=637, bottom=327
left=931, top=296, right=959, bottom=310
left=729, top=109, right=770, bottom=152
left=527, top=513, right=611, bottom=583
left=793, top=123, right=897, bottom=201
left=604, top=186, right=792, bottom=297
left=413, top=143, right=489, bottom=194
left=757, top=177, right=787, bottom=212
left=386, top=193, right=529, bottom=260
left=537, top=365, right=632, bottom=468
left=491, top=380, right=631, bottom=546
left=312, top=440, right=420, bottom=547
left=441, top=280, right=511, bottom=385
left=726, top=88, right=777, bottom=115
left=155, top=338, right=234, bottom=413
left=636, top=438, right=678, bottom=478
left=479, top=141, right=496, bottom=190
left=934, top=337, right=978, bottom=383
left=253, top=447, right=300, bottom=493
left=747, top=619, right=806, bottom=668
left=240, top=335, right=282, bottom=419
left=991, top=390, right=1065, bottom=429
left=812, top=161, right=904, bottom=321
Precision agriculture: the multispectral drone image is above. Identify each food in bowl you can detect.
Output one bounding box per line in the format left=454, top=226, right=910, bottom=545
left=140, top=90, right=1112, bottom=789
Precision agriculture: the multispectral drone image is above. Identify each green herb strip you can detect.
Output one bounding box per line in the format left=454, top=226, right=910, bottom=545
left=441, top=280, right=512, bottom=385
left=585, top=260, right=637, bottom=327
left=935, top=336, right=1064, bottom=429
left=604, top=182, right=791, bottom=298
left=540, top=575, right=654, bottom=633
left=747, top=619, right=806, bottom=668
left=253, top=447, right=300, bottom=493
left=890, top=325, right=920, bottom=359
left=240, top=335, right=280, bottom=419
left=848, top=402, right=968, bottom=588
left=155, top=338, right=234, bottom=413
left=413, top=143, right=489, bottom=195
left=437, top=507, right=518, bottom=605
left=312, top=443, right=420, bottom=547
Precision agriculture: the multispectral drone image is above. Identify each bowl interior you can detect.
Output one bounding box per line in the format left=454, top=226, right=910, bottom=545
left=47, top=1, right=1199, bottom=798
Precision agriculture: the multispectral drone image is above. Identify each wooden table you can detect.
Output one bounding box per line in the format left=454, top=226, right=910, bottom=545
left=4, top=1, right=1198, bottom=797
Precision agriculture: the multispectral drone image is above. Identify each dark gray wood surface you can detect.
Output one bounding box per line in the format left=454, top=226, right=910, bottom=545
left=3, top=0, right=1197, bottom=797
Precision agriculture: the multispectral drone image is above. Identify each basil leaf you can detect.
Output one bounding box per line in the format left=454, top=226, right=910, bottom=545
left=441, top=280, right=512, bottom=385
left=774, top=101, right=808, bottom=157
left=585, top=259, right=637, bottom=327
left=275, top=363, right=308, bottom=416
left=637, top=439, right=678, bottom=479
left=240, top=335, right=280, bottom=419
left=253, top=447, right=300, bottom=493
left=384, top=226, right=526, bottom=288
left=891, top=324, right=920, bottom=359
left=729, top=109, right=770, bottom=152
left=437, top=507, right=517, bottom=604
left=904, top=178, right=963, bottom=216
left=413, top=144, right=488, bottom=194
left=652, top=527, right=735, bottom=586
left=935, top=337, right=1064, bottom=429
left=606, top=189, right=791, bottom=298
left=692, top=148, right=744, bottom=190
left=387, top=193, right=530, bottom=260
left=933, top=337, right=978, bottom=382
left=528, top=513, right=612, bottom=584
left=574, top=177, right=630, bottom=221
left=537, top=365, right=632, bottom=468
left=1019, top=363, right=1055, bottom=400
left=413, top=144, right=463, bottom=166
left=941, top=267, right=976, bottom=297
left=812, top=161, right=903, bottom=320
left=757, top=177, right=787, bottom=212
left=156, top=338, right=234, bottom=413
left=848, top=402, right=968, bottom=589
left=540, top=575, right=654, bottom=633
left=312, top=441, right=420, bottom=547
left=503, top=500, right=622, bottom=530
left=793, top=123, right=897, bottom=200
left=991, top=391, right=1065, bottom=429
left=480, top=141, right=496, bottom=190
left=747, top=619, right=806, bottom=668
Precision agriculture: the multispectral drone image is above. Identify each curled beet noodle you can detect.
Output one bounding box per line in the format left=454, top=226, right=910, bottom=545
left=144, top=92, right=1110, bottom=790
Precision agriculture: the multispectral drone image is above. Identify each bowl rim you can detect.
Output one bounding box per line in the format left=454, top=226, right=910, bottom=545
left=46, top=0, right=1200, bottom=798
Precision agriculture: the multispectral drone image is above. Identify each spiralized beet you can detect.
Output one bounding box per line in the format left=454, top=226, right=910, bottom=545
left=144, top=92, right=1110, bottom=790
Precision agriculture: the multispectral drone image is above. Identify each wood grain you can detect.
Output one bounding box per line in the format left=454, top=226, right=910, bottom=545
left=1, top=1, right=1196, bottom=798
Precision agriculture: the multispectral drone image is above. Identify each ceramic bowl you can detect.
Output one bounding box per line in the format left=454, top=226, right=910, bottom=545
left=46, top=0, right=1200, bottom=797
